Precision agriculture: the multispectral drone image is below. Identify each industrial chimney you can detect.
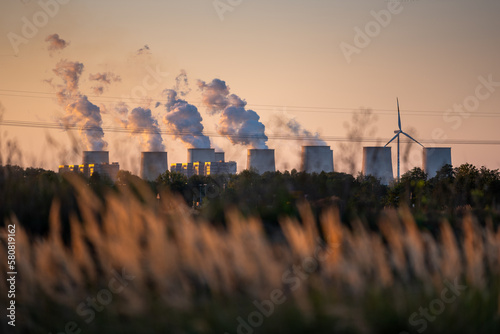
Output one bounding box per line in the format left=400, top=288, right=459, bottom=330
left=83, top=151, right=109, bottom=165
left=301, top=146, right=334, bottom=173
left=362, top=147, right=393, bottom=185
left=423, top=147, right=452, bottom=178
left=141, top=152, right=168, bottom=181
left=188, top=148, right=215, bottom=163
left=247, top=149, right=275, bottom=174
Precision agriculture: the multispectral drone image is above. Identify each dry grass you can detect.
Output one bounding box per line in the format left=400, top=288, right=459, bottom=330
left=1, top=175, right=499, bottom=333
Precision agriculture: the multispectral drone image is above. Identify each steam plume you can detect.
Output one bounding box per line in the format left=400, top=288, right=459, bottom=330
left=175, top=70, right=191, bottom=96
left=52, top=60, right=83, bottom=103
left=52, top=59, right=107, bottom=151
left=271, top=115, right=326, bottom=146
left=124, top=107, right=165, bottom=152
left=198, top=79, right=268, bottom=149
left=89, top=72, right=121, bottom=95
left=62, top=96, right=106, bottom=151
left=114, top=101, right=129, bottom=116
left=162, top=89, right=210, bottom=148
left=137, top=45, right=151, bottom=56
left=45, top=34, right=69, bottom=52
left=197, top=79, right=229, bottom=115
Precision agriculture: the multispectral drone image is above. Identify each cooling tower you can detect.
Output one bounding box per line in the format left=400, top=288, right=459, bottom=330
left=423, top=147, right=452, bottom=178
left=247, top=149, right=275, bottom=174
left=188, top=148, right=215, bottom=163
left=362, top=147, right=393, bottom=185
left=140, top=152, right=168, bottom=181
left=82, top=151, right=109, bottom=165
left=215, top=152, right=225, bottom=162
left=301, top=146, right=334, bottom=173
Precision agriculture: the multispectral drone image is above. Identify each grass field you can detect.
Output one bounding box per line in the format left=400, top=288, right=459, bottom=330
left=1, top=175, right=499, bottom=334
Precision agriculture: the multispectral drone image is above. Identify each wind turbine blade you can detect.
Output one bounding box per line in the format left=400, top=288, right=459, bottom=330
left=384, top=133, right=399, bottom=147
left=397, top=98, right=401, bottom=130
left=401, top=131, right=424, bottom=147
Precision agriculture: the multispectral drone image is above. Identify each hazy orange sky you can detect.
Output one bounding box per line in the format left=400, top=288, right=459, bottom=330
left=1, top=0, right=499, bottom=175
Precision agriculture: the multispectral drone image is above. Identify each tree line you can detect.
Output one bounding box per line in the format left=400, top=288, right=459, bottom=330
left=1, top=163, right=499, bottom=238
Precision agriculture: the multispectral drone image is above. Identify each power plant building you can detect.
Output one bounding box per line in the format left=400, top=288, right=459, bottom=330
left=171, top=149, right=236, bottom=177
left=362, top=147, right=393, bottom=185
left=170, top=163, right=196, bottom=178
left=247, top=149, right=275, bottom=174
left=59, top=151, right=120, bottom=182
left=59, top=162, right=120, bottom=182
left=140, top=152, right=168, bottom=181
left=301, top=145, right=334, bottom=173
left=215, top=152, right=225, bottom=162
left=423, top=147, right=452, bottom=178
left=205, top=161, right=237, bottom=175
left=83, top=151, right=109, bottom=165
left=170, top=161, right=236, bottom=177
left=188, top=148, right=215, bottom=164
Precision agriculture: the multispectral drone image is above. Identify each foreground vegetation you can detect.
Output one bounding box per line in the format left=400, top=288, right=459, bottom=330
left=1, top=163, right=500, bottom=332
left=0, top=174, right=499, bottom=333
left=1, top=163, right=500, bottom=236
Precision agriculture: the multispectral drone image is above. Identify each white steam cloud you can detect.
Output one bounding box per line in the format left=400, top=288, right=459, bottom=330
left=198, top=79, right=268, bottom=149
left=52, top=58, right=107, bottom=151
left=137, top=44, right=151, bottom=56
left=175, top=70, right=191, bottom=96
left=52, top=59, right=83, bottom=103
left=271, top=115, right=326, bottom=146
left=162, top=89, right=210, bottom=149
left=45, top=34, right=69, bottom=53
left=197, top=78, right=229, bottom=115
left=122, top=107, right=165, bottom=152
left=89, top=72, right=121, bottom=95
left=62, top=96, right=106, bottom=151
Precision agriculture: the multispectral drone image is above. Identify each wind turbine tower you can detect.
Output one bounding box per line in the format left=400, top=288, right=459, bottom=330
left=384, top=99, right=424, bottom=181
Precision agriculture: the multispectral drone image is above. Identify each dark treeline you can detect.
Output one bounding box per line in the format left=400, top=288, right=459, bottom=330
left=1, top=163, right=500, bottom=238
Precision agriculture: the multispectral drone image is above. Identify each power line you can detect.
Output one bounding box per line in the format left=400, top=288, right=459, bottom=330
left=2, top=119, right=500, bottom=145
left=1, top=89, right=499, bottom=117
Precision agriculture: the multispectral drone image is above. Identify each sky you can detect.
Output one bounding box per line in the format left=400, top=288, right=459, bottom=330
left=0, top=0, right=499, bottom=175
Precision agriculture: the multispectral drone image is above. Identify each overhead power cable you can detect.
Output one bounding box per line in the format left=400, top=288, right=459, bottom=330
left=0, top=89, right=499, bottom=117
left=2, top=119, right=500, bottom=145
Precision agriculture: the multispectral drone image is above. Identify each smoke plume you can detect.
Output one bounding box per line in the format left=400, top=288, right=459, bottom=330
left=198, top=78, right=268, bottom=149
left=52, top=60, right=83, bottom=103
left=89, top=72, right=121, bottom=95
left=62, top=96, right=106, bottom=150
left=45, top=34, right=69, bottom=53
left=162, top=89, right=210, bottom=149
left=52, top=59, right=107, bottom=151
left=175, top=70, right=191, bottom=96
left=137, top=45, right=151, bottom=56
left=271, top=115, right=326, bottom=146
left=197, top=79, right=229, bottom=115
left=114, top=101, right=129, bottom=116
left=124, top=107, right=165, bottom=152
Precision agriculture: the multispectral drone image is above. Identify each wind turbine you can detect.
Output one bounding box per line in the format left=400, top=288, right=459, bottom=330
left=384, top=98, right=424, bottom=181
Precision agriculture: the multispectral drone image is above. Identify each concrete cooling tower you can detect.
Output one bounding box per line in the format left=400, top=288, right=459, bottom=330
left=423, top=147, right=452, bottom=178
left=362, top=147, right=393, bottom=185
left=140, top=152, right=168, bottom=181
left=247, top=149, right=275, bottom=174
left=301, top=146, right=334, bottom=173
left=188, top=148, right=215, bottom=163
left=83, top=151, right=109, bottom=164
